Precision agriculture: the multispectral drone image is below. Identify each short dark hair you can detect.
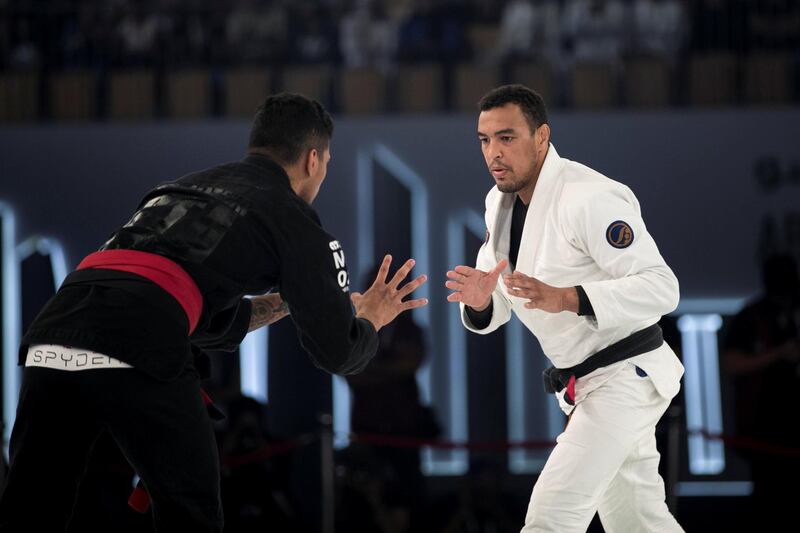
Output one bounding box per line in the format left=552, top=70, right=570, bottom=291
left=478, top=84, right=548, bottom=133
left=248, top=93, right=334, bottom=165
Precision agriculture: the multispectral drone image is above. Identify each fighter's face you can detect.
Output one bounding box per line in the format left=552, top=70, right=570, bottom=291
left=477, top=104, right=546, bottom=200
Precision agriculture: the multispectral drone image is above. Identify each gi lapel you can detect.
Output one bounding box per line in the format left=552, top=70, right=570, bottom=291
left=515, top=143, right=564, bottom=276
left=488, top=188, right=515, bottom=266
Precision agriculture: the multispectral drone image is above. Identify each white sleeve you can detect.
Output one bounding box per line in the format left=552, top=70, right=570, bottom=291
left=459, top=240, right=513, bottom=334
left=460, top=287, right=513, bottom=334
left=565, top=184, right=679, bottom=331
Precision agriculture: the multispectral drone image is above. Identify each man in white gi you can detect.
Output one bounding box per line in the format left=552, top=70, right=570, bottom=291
left=445, top=84, right=685, bottom=532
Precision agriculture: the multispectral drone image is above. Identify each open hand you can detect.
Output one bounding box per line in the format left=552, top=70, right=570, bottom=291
left=351, top=255, right=428, bottom=331
left=445, top=259, right=508, bottom=310
left=503, top=271, right=578, bottom=314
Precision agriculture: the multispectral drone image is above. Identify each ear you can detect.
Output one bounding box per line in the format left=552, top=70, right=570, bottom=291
left=538, top=124, right=551, bottom=148
left=305, top=148, right=319, bottom=177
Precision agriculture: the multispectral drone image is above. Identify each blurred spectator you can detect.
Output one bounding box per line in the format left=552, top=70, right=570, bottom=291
left=9, top=16, right=40, bottom=69
left=631, top=0, right=687, bottom=62
left=537, top=0, right=564, bottom=65
left=0, top=9, right=9, bottom=69
left=385, top=0, right=416, bottom=23
left=423, top=458, right=520, bottom=533
left=161, top=2, right=210, bottom=66
left=489, top=0, right=562, bottom=65
left=116, top=2, right=162, bottom=66
left=397, top=0, right=468, bottom=63
left=206, top=2, right=229, bottom=65
left=59, top=1, right=94, bottom=67
left=435, top=0, right=469, bottom=62
left=690, top=0, right=749, bottom=53
left=346, top=300, right=436, bottom=441
left=82, top=2, right=121, bottom=68
left=747, top=0, right=800, bottom=52
left=339, top=0, right=372, bottom=68
left=225, top=0, right=288, bottom=65
left=219, top=394, right=303, bottom=532
left=722, top=253, right=800, bottom=530
left=346, top=266, right=439, bottom=531
left=466, top=0, right=503, bottom=25
left=369, top=2, right=401, bottom=73
left=491, top=0, right=536, bottom=62
left=339, top=0, right=400, bottom=71
left=291, top=2, right=338, bottom=64
left=562, top=0, right=627, bottom=64
left=397, top=0, right=439, bottom=62
left=335, top=443, right=412, bottom=533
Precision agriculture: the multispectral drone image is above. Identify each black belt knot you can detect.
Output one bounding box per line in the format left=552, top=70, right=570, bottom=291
left=542, top=324, right=664, bottom=405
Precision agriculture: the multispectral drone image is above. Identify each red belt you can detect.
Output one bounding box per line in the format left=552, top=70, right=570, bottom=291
left=77, top=249, right=203, bottom=335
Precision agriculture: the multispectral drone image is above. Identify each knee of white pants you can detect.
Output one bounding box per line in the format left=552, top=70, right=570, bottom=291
left=599, top=499, right=684, bottom=533
left=521, top=482, right=597, bottom=533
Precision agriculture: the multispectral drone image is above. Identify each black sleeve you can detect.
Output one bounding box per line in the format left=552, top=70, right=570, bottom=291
left=575, top=285, right=595, bottom=317
left=190, top=298, right=252, bottom=352
left=267, top=199, right=378, bottom=375
left=465, top=300, right=494, bottom=329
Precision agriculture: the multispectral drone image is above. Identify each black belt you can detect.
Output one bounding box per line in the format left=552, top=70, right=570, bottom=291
left=543, top=324, right=663, bottom=405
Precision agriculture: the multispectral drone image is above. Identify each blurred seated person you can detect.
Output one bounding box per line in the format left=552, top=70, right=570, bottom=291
left=562, top=0, right=626, bottom=65
left=335, top=443, right=410, bottom=533
left=747, top=0, right=800, bottom=52
left=220, top=395, right=302, bottom=532
left=422, top=458, right=520, bottom=533
left=632, top=0, right=687, bottom=63
left=722, top=253, right=800, bottom=529
left=347, top=265, right=437, bottom=441
left=346, top=265, right=439, bottom=530
left=487, top=0, right=562, bottom=66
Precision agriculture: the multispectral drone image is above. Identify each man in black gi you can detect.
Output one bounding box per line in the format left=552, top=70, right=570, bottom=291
left=0, top=93, right=428, bottom=532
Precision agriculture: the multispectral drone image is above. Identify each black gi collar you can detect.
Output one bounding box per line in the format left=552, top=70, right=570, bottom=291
left=241, top=153, right=291, bottom=188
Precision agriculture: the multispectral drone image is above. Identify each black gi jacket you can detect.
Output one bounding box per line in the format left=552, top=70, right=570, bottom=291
left=20, top=155, right=378, bottom=380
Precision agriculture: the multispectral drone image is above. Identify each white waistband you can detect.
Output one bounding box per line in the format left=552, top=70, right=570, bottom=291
left=26, top=344, right=133, bottom=371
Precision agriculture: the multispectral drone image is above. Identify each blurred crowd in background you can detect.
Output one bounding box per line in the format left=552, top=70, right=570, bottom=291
left=1, top=0, right=798, bottom=72
left=0, top=0, right=799, bottom=119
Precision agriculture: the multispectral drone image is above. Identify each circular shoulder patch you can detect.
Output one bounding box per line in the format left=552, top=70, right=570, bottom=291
left=606, top=220, right=634, bottom=249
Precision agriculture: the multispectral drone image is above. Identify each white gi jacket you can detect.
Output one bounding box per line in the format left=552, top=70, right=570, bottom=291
left=461, top=144, right=684, bottom=411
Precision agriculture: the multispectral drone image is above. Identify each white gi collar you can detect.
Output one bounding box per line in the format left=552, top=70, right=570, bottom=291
left=488, top=143, right=565, bottom=275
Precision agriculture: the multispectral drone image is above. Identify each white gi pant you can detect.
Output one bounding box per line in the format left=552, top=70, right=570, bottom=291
left=522, top=362, right=684, bottom=533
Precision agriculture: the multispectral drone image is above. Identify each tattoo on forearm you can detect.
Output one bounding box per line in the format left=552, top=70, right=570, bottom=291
left=249, top=297, right=290, bottom=331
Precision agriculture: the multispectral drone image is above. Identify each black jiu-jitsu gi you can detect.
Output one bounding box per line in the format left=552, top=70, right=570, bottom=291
left=0, top=154, right=377, bottom=532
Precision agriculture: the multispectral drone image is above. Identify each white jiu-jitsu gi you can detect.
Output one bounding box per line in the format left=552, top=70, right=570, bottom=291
left=462, top=144, right=685, bottom=533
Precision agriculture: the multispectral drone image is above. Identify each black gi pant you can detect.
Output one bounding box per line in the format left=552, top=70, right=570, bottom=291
left=0, top=364, right=222, bottom=532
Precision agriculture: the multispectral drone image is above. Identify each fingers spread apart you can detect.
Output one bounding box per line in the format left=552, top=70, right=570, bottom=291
left=446, top=292, right=463, bottom=302
left=388, top=258, right=416, bottom=290
left=398, top=274, right=427, bottom=298
left=373, top=255, right=392, bottom=287
left=453, top=265, right=475, bottom=276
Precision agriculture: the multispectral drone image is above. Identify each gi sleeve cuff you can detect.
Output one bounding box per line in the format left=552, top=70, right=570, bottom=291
left=465, top=300, right=494, bottom=330
left=575, top=285, right=595, bottom=317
